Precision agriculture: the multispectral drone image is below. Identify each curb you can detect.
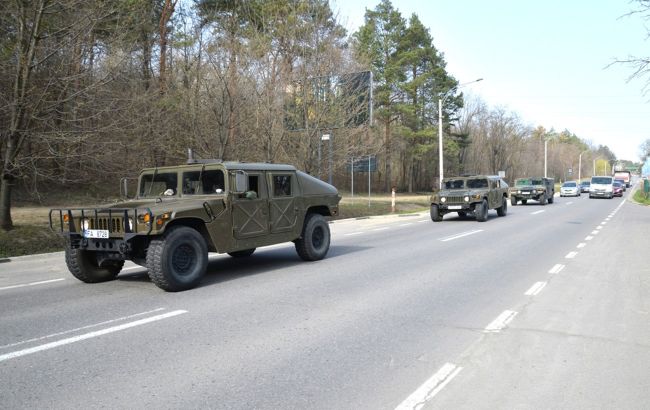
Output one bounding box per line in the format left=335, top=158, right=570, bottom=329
left=1, top=251, right=63, bottom=263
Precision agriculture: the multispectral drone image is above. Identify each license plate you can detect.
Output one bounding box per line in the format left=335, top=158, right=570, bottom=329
left=83, top=229, right=109, bottom=239
left=448, top=205, right=462, bottom=210
left=521, top=191, right=530, bottom=194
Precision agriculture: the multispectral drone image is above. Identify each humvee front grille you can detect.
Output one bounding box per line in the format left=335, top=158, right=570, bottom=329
left=444, top=196, right=466, bottom=204
left=90, top=218, right=123, bottom=233
left=49, top=208, right=153, bottom=240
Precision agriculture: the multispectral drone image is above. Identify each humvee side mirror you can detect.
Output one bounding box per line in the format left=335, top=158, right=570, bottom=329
left=233, top=170, right=248, bottom=193
left=120, top=177, right=133, bottom=199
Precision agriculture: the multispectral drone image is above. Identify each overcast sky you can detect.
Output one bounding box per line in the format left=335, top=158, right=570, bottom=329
left=333, top=0, right=650, bottom=161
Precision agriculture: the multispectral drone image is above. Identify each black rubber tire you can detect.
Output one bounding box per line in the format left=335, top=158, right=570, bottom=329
left=430, top=204, right=443, bottom=222
left=496, top=196, right=508, bottom=216
left=146, top=226, right=208, bottom=292
left=65, top=246, right=123, bottom=283
left=540, top=195, right=547, bottom=206
left=457, top=211, right=467, bottom=219
left=522, top=199, right=528, bottom=205
left=228, top=248, right=256, bottom=258
left=510, top=197, right=517, bottom=206
left=548, top=195, right=554, bottom=204
left=476, top=199, right=488, bottom=222
left=295, top=214, right=331, bottom=261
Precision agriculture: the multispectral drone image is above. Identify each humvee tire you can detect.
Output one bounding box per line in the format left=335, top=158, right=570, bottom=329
left=522, top=199, right=527, bottom=205
left=457, top=211, right=467, bottom=219
left=430, top=205, right=443, bottom=222
left=496, top=197, right=508, bottom=216
left=228, top=248, right=256, bottom=258
left=146, top=226, right=208, bottom=292
left=548, top=196, right=554, bottom=204
left=510, top=197, right=517, bottom=206
left=476, top=199, right=488, bottom=222
left=295, top=214, right=330, bottom=261
left=65, top=246, right=123, bottom=283
left=540, top=195, right=547, bottom=206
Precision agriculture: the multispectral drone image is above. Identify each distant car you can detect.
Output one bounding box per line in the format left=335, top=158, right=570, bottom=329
left=579, top=181, right=590, bottom=193
left=612, top=181, right=623, bottom=197
left=560, top=181, right=580, bottom=197
left=590, top=175, right=614, bottom=199
left=614, top=179, right=626, bottom=191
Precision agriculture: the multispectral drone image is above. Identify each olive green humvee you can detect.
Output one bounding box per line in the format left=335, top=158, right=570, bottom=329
left=430, top=175, right=509, bottom=222
left=50, top=160, right=341, bottom=291
left=509, top=177, right=555, bottom=206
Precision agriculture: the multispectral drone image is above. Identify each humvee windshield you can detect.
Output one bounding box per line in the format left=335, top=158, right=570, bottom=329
left=181, top=170, right=225, bottom=195
left=444, top=179, right=466, bottom=189
left=467, top=178, right=488, bottom=189
left=531, top=179, right=544, bottom=185
left=515, top=179, right=531, bottom=186
left=140, top=172, right=178, bottom=197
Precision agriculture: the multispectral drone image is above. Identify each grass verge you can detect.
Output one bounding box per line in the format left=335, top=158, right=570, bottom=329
left=0, top=225, right=65, bottom=259
left=633, top=189, right=650, bottom=205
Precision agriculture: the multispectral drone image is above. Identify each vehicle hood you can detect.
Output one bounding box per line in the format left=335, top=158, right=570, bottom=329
left=512, top=185, right=544, bottom=191
left=103, top=196, right=225, bottom=214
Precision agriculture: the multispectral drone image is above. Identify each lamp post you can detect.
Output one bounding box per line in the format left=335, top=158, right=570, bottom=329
left=438, top=78, right=483, bottom=189
left=593, top=156, right=602, bottom=176
left=578, top=150, right=589, bottom=182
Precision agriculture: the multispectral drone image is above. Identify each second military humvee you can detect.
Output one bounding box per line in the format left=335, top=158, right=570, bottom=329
left=509, top=177, right=555, bottom=205
left=50, top=160, right=341, bottom=292
left=430, top=175, right=509, bottom=222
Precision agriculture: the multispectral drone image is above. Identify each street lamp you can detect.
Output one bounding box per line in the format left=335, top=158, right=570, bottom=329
left=593, top=156, right=602, bottom=176
left=578, top=150, right=589, bottom=182
left=439, top=78, right=483, bottom=189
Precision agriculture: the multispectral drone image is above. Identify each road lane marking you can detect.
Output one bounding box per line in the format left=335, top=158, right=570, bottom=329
left=395, top=363, right=463, bottom=410
left=585, top=236, right=594, bottom=241
left=601, top=221, right=607, bottom=225
left=577, top=243, right=586, bottom=248
left=596, top=226, right=603, bottom=230
left=548, top=264, right=565, bottom=274
left=399, top=223, right=413, bottom=227
left=591, top=230, right=599, bottom=235
left=439, top=230, right=483, bottom=242
left=566, top=201, right=573, bottom=205
left=417, top=220, right=428, bottom=223
left=484, top=310, right=518, bottom=333
left=531, top=210, right=545, bottom=215
left=0, top=310, right=187, bottom=363
left=525, top=282, right=547, bottom=296
left=566, top=251, right=578, bottom=259
left=373, top=227, right=390, bottom=232
left=344, top=232, right=365, bottom=236
left=0, top=308, right=166, bottom=350
left=0, top=278, right=65, bottom=292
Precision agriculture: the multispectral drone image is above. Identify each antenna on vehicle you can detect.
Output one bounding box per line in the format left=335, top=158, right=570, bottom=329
left=187, top=148, right=194, bottom=164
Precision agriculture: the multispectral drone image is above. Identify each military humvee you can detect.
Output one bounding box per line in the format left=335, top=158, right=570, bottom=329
left=509, top=177, right=554, bottom=206
left=50, top=160, right=341, bottom=291
left=430, top=175, right=509, bottom=222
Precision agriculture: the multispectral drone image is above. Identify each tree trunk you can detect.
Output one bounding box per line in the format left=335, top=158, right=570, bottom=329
left=384, top=121, right=391, bottom=192
left=159, top=0, right=177, bottom=93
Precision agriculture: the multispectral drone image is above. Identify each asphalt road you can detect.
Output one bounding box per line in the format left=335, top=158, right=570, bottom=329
left=1, top=189, right=648, bottom=409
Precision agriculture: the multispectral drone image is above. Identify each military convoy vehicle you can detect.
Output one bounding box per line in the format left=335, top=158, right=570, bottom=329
left=509, top=177, right=555, bottom=205
left=430, top=175, right=509, bottom=222
left=50, top=160, right=341, bottom=292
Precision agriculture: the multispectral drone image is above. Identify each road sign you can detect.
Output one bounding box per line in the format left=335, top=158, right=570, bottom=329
left=349, top=156, right=377, bottom=173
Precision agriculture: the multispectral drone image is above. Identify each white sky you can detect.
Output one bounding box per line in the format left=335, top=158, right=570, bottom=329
left=333, top=0, right=650, bottom=161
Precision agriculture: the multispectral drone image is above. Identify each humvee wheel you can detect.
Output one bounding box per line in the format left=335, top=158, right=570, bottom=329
left=65, top=246, right=123, bottom=283
left=228, top=248, right=256, bottom=258
left=457, top=211, right=467, bottom=219
left=430, top=205, right=443, bottom=222
left=476, top=199, right=488, bottom=222
left=548, top=196, right=554, bottom=204
left=295, top=214, right=330, bottom=261
left=497, top=196, right=508, bottom=216
left=540, top=195, right=547, bottom=206
left=522, top=199, right=528, bottom=205
left=510, top=197, right=517, bottom=206
left=146, top=226, right=208, bottom=292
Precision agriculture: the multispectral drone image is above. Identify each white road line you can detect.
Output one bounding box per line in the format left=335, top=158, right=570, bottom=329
left=566, top=201, right=573, bottom=205
left=395, top=363, right=463, bottom=410
left=0, top=308, right=166, bottom=350
left=484, top=310, right=518, bottom=333
left=596, top=226, right=603, bottom=230
left=344, top=232, right=365, bottom=236
left=417, top=220, right=428, bottom=223
left=524, top=281, right=547, bottom=296
left=591, top=230, right=599, bottom=235
left=373, top=227, right=390, bottom=232
left=601, top=221, right=607, bottom=225
left=548, top=264, right=565, bottom=274
left=585, top=236, right=594, bottom=241
left=566, top=251, right=578, bottom=259
left=577, top=243, right=586, bottom=248
left=439, top=230, right=483, bottom=242
left=0, top=278, right=65, bottom=292
left=531, top=210, right=545, bottom=215
left=399, top=223, right=414, bottom=227
left=0, top=310, right=187, bottom=363
left=605, top=218, right=610, bottom=221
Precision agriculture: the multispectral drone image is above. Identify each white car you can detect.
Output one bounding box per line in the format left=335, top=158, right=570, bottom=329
left=589, top=176, right=613, bottom=199
left=560, top=181, right=580, bottom=197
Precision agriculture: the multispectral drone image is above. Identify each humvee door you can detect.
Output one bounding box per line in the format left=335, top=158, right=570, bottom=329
left=268, top=172, right=298, bottom=234
left=232, top=173, right=270, bottom=239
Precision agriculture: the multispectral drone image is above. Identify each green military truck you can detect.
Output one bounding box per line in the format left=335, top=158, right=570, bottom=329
left=509, top=177, right=555, bottom=205
left=50, top=160, right=341, bottom=292
left=430, top=175, right=509, bottom=222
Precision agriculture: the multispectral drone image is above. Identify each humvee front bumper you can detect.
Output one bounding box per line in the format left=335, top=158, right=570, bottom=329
left=438, top=202, right=478, bottom=212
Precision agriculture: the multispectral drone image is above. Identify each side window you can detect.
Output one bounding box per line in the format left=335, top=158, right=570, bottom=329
left=272, top=175, right=292, bottom=197
left=182, top=170, right=225, bottom=195
left=248, top=175, right=259, bottom=195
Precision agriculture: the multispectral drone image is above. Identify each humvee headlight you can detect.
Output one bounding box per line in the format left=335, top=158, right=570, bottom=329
left=81, top=219, right=90, bottom=230
left=464, top=196, right=470, bottom=202
left=517, top=190, right=521, bottom=194
left=472, top=194, right=481, bottom=199
left=441, top=197, right=447, bottom=203
left=127, top=218, right=134, bottom=231
left=533, top=190, right=537, bottom=194
left=156, top=212, right=172, bottom=227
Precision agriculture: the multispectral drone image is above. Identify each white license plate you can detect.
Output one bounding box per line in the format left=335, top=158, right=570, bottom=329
left=447, top=205, right=462, bottom=210
left=521, top=191, right=530, bottom=194
left=83, top=229, right=109, bottom=239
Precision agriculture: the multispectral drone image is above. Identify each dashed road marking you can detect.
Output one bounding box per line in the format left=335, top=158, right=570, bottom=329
left=585, top=236, right=594, bottom=241
left=439, top=230, right=483, bottom=242
left=577, top=243, right=586, bottom=248
left=525, top=281, right=547, bottom=296
left=395, top=363, right=463, bottom=410
left=548, top=264, right=565, bottom=274
left=566, top=251, right=578, bottom=259
left=373, top=227, right=390, bottom=232
left=0, top=278, right=65, bottom=292
left=485, top=310, right=518, bottom=333
left=344, top=232, right=365, bottom=236
left=531, top=210, right=545, bottom=215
